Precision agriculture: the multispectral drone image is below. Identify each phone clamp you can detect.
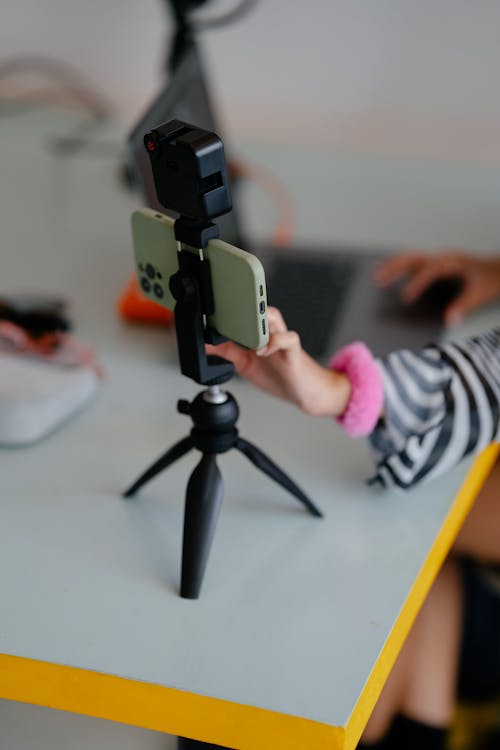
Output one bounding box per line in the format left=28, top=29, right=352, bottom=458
left=124, top=120, right=322, bottom=599
left=170, top=244, right=234, bottom=385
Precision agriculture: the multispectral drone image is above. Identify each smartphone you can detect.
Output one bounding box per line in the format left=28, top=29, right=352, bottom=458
left=131, top=208, right=269, bottom=350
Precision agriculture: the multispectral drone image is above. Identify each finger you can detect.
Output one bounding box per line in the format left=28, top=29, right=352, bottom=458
left=257, top=329, right=301, bottom=358
left=444, top=289, right=485, bottom=327
left=374, top=253, right=427, bottom=286
left=266, top=306, right=288, bottom=334
left=205, top=341, right=250, bottom=372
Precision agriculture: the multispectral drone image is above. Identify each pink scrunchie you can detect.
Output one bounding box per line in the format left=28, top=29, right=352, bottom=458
left=329, top=342, right=384, bottom=437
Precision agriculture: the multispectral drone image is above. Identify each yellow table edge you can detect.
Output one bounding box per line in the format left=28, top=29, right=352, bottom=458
left=0, top=445, right=497, bottom=750
left=0, top=652, right=342, bottom=749
left=344, top=443, right=500, bottom=750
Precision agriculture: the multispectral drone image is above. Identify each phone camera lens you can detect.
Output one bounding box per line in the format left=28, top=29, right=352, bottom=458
left=146, top=263, right=156, bottom=279
left=153, top=283, right=164, bottom=299
left=141, top=277, right=151, bottom=293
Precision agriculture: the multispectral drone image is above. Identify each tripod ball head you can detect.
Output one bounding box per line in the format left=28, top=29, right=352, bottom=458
left=144, top=119, right=232, bottom=223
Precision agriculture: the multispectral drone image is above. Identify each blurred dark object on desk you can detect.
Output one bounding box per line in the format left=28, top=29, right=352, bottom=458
left=0, top=293, right=102, bottom=446
left=0, top=293, right=70, bottom=338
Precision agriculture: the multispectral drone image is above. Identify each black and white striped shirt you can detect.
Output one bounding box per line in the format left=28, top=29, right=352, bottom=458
left=369, top=327, right=500, bottom=490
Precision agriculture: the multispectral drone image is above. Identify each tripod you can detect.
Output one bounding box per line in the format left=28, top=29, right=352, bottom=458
left=124, top=383, right=322, bottom=598
left=125, top=119, right=322, bottom=599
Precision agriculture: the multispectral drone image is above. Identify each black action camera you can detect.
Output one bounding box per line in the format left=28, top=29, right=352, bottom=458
left=143, top=120, right=232, bottom=230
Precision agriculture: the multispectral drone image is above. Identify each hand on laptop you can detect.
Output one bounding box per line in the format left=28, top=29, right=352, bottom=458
left=374, top=250, right=500, bottom=326
left=206, top=307, right=352, bottom=417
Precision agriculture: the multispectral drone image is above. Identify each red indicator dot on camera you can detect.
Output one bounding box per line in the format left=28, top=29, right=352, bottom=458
left=146, top=140, right=155, bottom=151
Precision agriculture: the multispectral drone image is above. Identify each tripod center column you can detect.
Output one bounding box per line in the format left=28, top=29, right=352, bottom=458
left=203, top=385, right=228, bottom=404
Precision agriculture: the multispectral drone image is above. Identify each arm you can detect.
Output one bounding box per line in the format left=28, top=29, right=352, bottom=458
left=207, top=307, right=354, bottom=418
left=209, top=309, right=500, bottom=489
left=371, top=328, right=500, bottom=488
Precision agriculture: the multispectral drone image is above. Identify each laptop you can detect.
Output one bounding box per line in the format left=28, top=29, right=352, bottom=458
left=127, top=40, right=456, bottom=361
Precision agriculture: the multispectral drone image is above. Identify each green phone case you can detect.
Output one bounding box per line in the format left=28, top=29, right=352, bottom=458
left=131, top=208, right=269, bottom=350
left=203, top=238, right=268, bottom=349
left=131, top=208, right=179, bottom=310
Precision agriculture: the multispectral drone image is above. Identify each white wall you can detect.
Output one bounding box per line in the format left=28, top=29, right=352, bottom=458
left=2, top=0, right=500, bottom=161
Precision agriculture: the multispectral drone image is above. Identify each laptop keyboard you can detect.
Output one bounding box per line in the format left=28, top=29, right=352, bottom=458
left=265, top=254, right=359, bottom=359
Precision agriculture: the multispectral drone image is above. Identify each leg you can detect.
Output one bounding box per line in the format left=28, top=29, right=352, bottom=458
left=235, top=436, right=323, bottom=517
left=360, top=558, right=463, bottom=745
left=181, top=453, right=223, bottom=599
left=360, top=459, right=500, bottom=746
left=123, top=435, right=193, bottom=497
left=453, top=458, right=500, bottom=563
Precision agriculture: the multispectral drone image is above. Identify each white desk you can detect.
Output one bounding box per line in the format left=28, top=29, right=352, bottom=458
left=0, top=108, right=498, bottom=749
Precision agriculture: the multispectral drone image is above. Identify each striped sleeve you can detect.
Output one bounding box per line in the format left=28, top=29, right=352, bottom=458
left=368, top=327, right=500, bottom=489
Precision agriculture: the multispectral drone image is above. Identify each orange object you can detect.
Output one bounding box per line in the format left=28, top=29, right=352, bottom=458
left=117, top=274, right=174, bottom=326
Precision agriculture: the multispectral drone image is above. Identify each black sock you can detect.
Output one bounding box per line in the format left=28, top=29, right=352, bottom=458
left=357, top=714, right=447, bottom=750
left=386, top=714, right=447, bottom=750
left=357, top=730, right=393, bottom=749
left=357, top=740, right=387, bottom=749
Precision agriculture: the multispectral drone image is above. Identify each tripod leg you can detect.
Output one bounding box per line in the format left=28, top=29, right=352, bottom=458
left=181, top=453, right=223, bottom=599
left=235, top=437, right=323, bottom=518
left=123, top=436, right=194, bottom=498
